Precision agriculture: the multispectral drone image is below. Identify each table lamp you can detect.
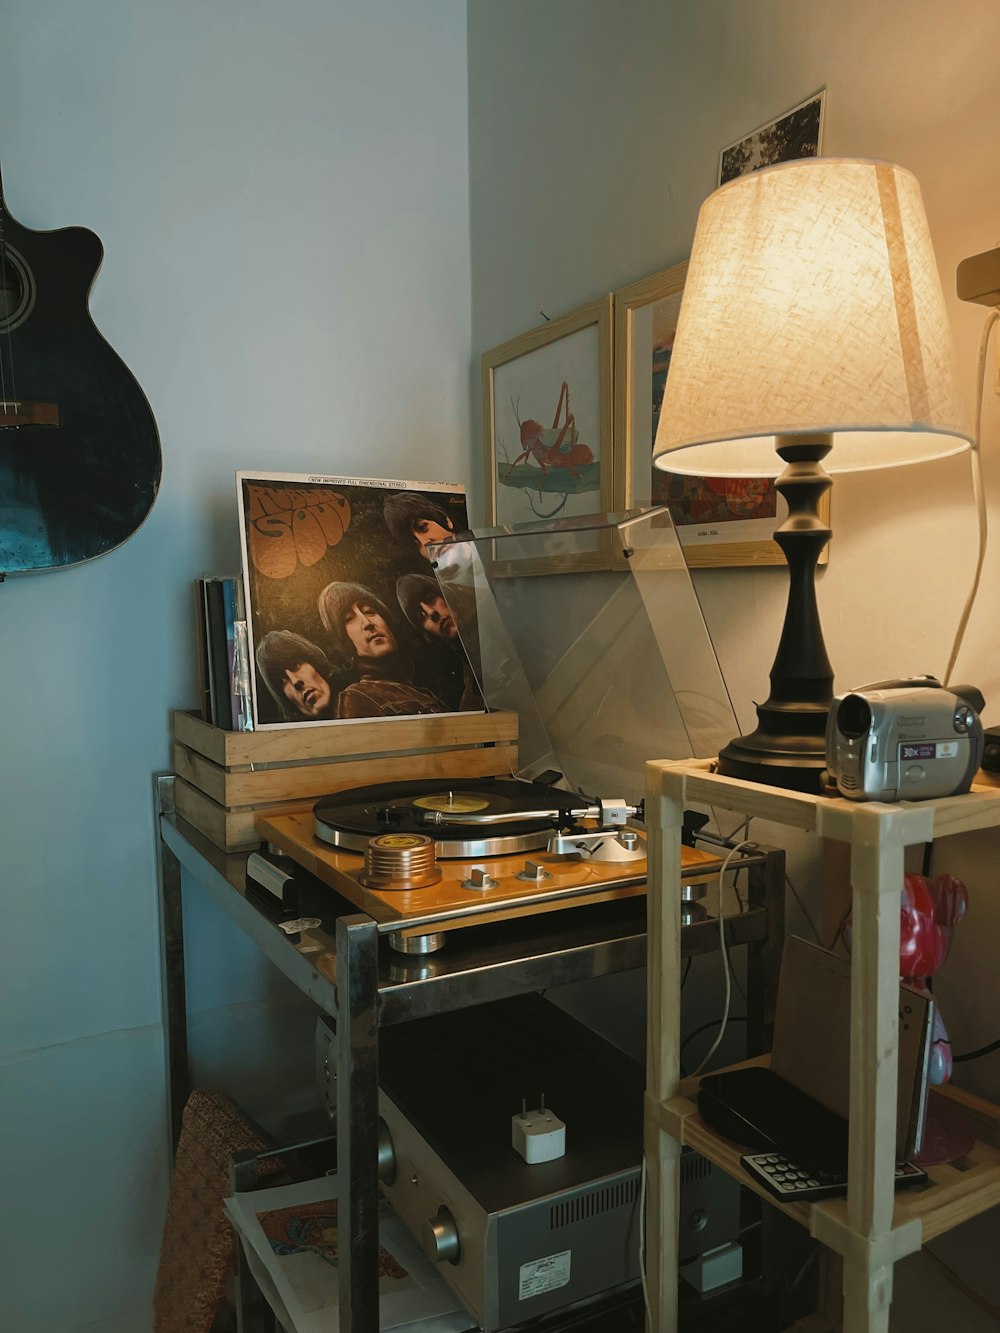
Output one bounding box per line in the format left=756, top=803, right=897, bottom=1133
left=653, top=158, right=972, bottom=793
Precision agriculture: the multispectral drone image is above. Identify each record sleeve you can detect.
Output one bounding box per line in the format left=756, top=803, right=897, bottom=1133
left=237, top=473, right=482, bottom=730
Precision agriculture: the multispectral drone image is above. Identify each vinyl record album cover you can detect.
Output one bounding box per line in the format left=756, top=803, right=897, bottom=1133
left=237, top=473, right=481, bottom=729
left=224, top=1175, right=475, bottom=1332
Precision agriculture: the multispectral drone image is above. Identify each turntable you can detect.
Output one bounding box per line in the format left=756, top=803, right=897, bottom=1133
left=258, top=774, right=721, bottom=953
left=255, top=510, right=739, bottom=952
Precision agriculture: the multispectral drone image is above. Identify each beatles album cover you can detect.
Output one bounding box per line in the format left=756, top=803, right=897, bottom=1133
left=237, top=472, right=481, bottom=729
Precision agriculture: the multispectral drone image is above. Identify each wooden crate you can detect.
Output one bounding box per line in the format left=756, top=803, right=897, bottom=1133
left=171, top=709, right=519, bottom=852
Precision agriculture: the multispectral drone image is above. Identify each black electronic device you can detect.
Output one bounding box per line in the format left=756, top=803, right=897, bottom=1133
left=698, top=1067, right=927, bottom=1193
left=739, top=1151, right=926, bottom=1204
left=699, top=1067, right=848, bottom=1177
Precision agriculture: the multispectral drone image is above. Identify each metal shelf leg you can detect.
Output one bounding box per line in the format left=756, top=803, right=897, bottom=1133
left=155, top=774, right=190, bottom=1157
left=336, top=915, right=381, bottom=1332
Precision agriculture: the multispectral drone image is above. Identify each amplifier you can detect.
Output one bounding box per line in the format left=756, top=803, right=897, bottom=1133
left=317, top=995, right=739, bottom=1330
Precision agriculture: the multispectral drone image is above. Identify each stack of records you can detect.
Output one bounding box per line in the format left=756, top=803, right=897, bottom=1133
left=195, top=574, right=253, bottom=730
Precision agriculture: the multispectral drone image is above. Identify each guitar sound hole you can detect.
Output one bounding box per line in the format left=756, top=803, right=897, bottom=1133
left=0, top=243, right=35, bottom=333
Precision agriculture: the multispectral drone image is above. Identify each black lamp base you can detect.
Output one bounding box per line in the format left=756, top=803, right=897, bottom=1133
left=716, top=708, right=831, bottom=794
left=718, top=434, right=835, bottom=796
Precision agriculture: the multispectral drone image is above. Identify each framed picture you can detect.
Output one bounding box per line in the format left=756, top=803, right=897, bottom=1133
left=613, top=261, right=829, bottom=568
left=482, top=295, right=613, bottom=572
left=237, top=472, right=482, bottom=728
left=718, top=89, right=825, bottom=186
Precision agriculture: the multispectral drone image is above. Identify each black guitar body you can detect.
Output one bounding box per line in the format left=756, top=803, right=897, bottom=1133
left=0, top=180, right=161, bottom=573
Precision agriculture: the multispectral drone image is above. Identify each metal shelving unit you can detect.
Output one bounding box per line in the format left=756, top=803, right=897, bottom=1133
left=155, top=773, right=785, bottom=1332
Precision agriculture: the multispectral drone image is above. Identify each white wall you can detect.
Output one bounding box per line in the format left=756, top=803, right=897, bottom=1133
left=0, top=2, right=470, bottom=1329
left=467, top=0, right=1000, bottom=1318
left=4, top=1, right=1000, bottom=1325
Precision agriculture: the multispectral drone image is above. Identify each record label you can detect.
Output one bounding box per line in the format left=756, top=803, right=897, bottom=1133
left=412, top=793, right=491, bottom=815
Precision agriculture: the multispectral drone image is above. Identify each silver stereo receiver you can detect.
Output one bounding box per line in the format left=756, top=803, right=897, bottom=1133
left=316, top=995, right=739, bottom=1330
left=826, top=676, right=985, bottom=802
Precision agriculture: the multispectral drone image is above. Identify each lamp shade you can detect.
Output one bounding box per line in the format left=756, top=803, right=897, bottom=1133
left=653, top=158, right=972, bottom=477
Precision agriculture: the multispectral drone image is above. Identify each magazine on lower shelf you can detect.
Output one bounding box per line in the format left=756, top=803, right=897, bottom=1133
left=224, top=1175, right=476, bottom=1333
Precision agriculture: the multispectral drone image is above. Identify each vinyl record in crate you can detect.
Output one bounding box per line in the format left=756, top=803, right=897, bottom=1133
left=313, top=777, right=586, bottom=858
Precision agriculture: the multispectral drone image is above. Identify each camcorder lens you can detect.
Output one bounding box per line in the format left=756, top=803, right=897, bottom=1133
left=837, top=694, right=872, bottom=740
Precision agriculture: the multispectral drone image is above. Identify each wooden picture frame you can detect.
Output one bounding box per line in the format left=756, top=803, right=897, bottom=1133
left=613, top=261, right=829, bottom=569
left=482, top=295, right=614, bottom=573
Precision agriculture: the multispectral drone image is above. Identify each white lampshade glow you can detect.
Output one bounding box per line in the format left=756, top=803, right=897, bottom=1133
left=653, top=158, right=972, bottom=477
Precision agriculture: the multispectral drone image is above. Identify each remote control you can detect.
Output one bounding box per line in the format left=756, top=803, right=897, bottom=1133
left=740, top=1151, right=928, bottom=1203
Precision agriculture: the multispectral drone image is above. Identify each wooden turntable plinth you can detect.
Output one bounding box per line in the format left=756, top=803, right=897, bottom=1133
left=256, top=809, right=721, bottom=937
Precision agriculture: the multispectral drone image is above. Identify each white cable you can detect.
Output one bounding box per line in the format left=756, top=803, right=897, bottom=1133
left=691, top=839, right=755, bottom=1078
left=943, top=308, right=1000, bottom=687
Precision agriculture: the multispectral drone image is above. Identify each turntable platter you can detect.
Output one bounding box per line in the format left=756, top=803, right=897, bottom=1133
left=314, top=777, right=587, bottom=858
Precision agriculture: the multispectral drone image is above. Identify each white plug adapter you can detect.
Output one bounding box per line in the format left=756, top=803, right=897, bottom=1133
left=511, top=1096, right=565, bottom=1163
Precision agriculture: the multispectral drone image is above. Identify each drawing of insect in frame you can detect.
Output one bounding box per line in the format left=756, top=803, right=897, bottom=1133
left=482, top=295, right=613, bottom=573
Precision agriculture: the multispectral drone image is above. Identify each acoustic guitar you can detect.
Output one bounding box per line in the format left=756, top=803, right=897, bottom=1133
left=0, top=169, right=161, bottom=574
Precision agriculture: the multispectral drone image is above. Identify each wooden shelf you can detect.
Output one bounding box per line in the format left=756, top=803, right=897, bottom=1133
left=667, top=1069, right=1000, bottom=1243
left=643, top=758, right=1000, bottom=1333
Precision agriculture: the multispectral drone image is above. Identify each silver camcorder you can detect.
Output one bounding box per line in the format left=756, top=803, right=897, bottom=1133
left=826, top=676, right=985, bottom=802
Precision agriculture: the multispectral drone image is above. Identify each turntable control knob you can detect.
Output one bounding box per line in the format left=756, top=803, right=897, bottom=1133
left=423, top=1206, right=461, bottom=1264
left=517, top=859, right=552, bottom=882
left=462, top=867, right=497, bottom=890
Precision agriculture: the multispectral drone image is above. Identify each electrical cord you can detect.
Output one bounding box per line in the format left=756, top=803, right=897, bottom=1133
left=943, top=307, right=999, bottom=687
left=681, top=1016, right=750, bottom=1056
left=727, top=949, right=748, bottom=1008
left=736, top=810, right=821, bottom=949
left=679, top=1016, right=749, bottom=1078
left=954, top=1034, right=1000, bottom=1063
left=691, top=839, right=755, bottom=1078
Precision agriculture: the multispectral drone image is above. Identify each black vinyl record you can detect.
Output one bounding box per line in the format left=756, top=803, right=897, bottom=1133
left=314, top=777, right=583, bottom=858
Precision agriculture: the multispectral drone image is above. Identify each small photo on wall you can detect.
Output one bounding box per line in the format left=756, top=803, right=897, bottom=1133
left=237, top=473, right=481, bottom=728
left=718, top=89, right=825, bottom=186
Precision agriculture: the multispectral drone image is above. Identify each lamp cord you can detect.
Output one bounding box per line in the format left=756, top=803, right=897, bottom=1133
left=943, top=308, right=1000, bottom=687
